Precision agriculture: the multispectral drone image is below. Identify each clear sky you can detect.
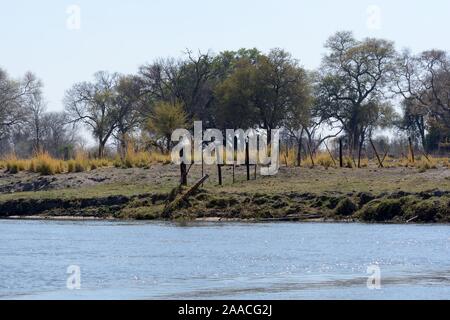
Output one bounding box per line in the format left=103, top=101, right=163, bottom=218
left=1, top=0, right=450, bottom=112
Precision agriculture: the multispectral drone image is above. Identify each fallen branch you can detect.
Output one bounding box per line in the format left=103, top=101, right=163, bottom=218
left=406, top=216, right=418, bottom=223
left=370, top=138, right=384, bottom=168
left=162, top=174, right=210, bottom=218
left=323, top=141, right=337, bottom=167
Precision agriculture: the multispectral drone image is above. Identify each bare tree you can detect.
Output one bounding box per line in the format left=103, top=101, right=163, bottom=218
left=0, top=70, right=41, bottom=141
left=394, top=49, right=450, bottom=152
left=64, top=71, right=120, bottom=158
left=138, top=51, right=218, bottom=125
left=24, top=74, right=45, bottom=153
left=113, top=75, right=146, bottom=157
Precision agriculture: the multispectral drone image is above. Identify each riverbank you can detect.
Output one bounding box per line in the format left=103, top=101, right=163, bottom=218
left=1, top=164, right=450, bottom=223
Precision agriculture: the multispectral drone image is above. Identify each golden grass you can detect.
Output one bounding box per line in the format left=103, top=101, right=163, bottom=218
left=4, top=155, right=28, bottom=174
left=1, top=152, right=112, bottom=175
left=29, top=152, right=65, bottom=175
left=118, top=146, right=171, bottom=168
left=1, top=147, right=449, bottom=175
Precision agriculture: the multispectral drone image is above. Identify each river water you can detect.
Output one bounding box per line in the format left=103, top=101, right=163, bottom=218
left=0, top=220, right=449, bottom=299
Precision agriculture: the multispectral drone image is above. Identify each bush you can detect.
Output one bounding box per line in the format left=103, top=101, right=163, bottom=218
left=334, top=198, right=357, bottom=216
left=403, top=197, right=449, bottom=222
left=358, top=198, right=403, bottom=222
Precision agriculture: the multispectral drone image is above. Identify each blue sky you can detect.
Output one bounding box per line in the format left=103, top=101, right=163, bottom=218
left=1, top=0, right=450, bottom=111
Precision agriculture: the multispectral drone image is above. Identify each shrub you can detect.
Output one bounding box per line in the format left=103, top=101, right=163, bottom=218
left=357, top=198, right=403, bottom=222
left=335, top=197, right=358, bottom=216
left=402, top=197, right=450, bottom=222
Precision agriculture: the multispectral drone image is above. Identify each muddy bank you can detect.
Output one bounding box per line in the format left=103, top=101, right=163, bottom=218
left=159, top=188, right=450, bottom=223
left=1, top=188, right=450, bottom=223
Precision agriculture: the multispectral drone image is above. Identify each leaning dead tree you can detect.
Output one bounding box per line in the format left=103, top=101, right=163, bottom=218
left=162, top=174, right=210, bottom=219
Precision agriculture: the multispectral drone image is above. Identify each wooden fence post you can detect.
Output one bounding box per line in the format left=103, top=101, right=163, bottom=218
left=339, top=138, right=343, bottom=168
left=232, top=164, right=235, bottom=183
left=217, top=164, right=222, bottom=185
left=180, top=149, right=187, bottom=186
left=201, top=148, right=204, bottom=182
left=246, top=141, right=250, bottom=181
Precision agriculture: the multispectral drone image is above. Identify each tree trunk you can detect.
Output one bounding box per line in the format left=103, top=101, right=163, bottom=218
left=98, top=141, right=104, bottom=158
left=296, top=137, right=302, bottom=167
left=120, top=134, right=127, bottom=160
left=357, top=136, right=364, bottom=168
left=408, top=137, right=415, bottom=163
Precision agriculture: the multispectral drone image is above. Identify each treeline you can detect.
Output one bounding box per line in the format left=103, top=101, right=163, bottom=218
left=0, top=71, right=76, bottom=158
left=1, top=31, right=450, bottom=164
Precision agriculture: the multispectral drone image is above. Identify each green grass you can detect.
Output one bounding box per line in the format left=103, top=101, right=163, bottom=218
left=211, top=167, right=450, bottom=195
left=0, top=182, right=175, bottom=203
left=1, top=165, right=450, bottom=221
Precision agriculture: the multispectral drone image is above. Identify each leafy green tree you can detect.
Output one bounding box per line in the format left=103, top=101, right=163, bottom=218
left=146, top=101, right=187, bottom=152
left=315, top=31, right=396, bottom=166
left=214, top=48, right=310, bottom=137
left=254, top=49, right=309, bottom=134
left=213, top=58, right=259, bottom=129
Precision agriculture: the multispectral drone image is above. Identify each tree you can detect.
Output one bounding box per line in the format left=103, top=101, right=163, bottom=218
left=283, top=72, right=313, bottom=166
left=114, top=75, right=145, bottom=158
left=146, top=101, right=187, bottom=152
left=24, top=74, right=45, bottom=153
left=64, top=71, right=120, bottom=158
left=138, top=57, right=182, bottom=106
left=40, top=112, right=77, bottom=158
left=394, top=49, right=450, bottom=152
left=254, top=49, right=308, bottom=135
left=138, top=51, right=218, bottom=125
left=213, top=58, right=259, bottom=129
left=315, top=31, right=396, bottom=166
left=177, top=50, right=218, bottom=124
left=396, top=98, right=428, bottom=151
left=0, top=70, right=41, bottom=142
left=214, top=48, right=310, bottom=137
